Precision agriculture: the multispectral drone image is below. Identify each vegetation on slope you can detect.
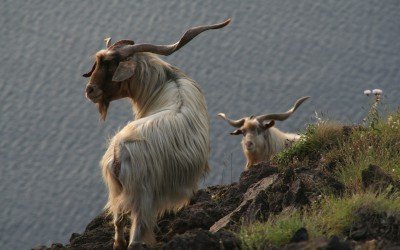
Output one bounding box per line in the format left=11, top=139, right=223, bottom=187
left=240, top=93, right=400, bottom=249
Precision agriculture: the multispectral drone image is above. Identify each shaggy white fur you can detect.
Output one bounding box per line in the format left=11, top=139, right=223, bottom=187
left=100, top=53, right=210, bottom=245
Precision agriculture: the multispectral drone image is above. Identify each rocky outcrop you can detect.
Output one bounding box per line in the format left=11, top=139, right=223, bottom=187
left=33, top=163, right=278, bottom=250
left=33, top=162, right=400, bottom=250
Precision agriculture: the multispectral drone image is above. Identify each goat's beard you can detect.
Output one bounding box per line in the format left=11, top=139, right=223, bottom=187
left=97, top=100, right=110, bottom=121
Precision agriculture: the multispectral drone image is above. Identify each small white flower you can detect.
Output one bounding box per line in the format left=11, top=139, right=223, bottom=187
left=364, top=90, right=371, bottom=96
left=372, top=89, right=382, bottom=95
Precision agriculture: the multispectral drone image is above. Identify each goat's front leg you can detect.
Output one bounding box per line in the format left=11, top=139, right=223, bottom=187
left=113, top=213, right=127, bottom=250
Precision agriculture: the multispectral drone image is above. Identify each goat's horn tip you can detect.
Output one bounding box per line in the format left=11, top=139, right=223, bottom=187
left=217, top=113, right=226, bottom=118
left=222, top=18, right=232, bottom=26
left=215, top=18, right=231, bottom=29
left=297, top=96, right=311, bottom=103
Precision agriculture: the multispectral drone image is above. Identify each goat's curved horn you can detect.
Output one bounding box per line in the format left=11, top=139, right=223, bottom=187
left=104, top=37, right=112, bottom=48
left=218, top=113, right=245, bottom=128
left=256, top=96, right=310, bottom=122
left=82, top=62, right=96, bottom=78
left=118, top=18, right=231, bottom=57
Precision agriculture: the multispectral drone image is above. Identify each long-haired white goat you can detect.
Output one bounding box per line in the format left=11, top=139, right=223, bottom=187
left=82, top=19, right=230, bottom=249
left=218, top=96, right=309, bottom=169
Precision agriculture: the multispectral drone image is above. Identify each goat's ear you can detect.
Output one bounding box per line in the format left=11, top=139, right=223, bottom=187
left=230, top=129, right=243, bottom=135
left=263, top=120, right=275, bottom=130
left=112, top=60, right=137, bottom=82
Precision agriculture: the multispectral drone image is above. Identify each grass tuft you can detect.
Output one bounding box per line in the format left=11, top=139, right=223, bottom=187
left=239, top=192, right=400, bottom=248
left=273, top=121, right=345, bottom=167
left=239, top=210, right=303, bottom=249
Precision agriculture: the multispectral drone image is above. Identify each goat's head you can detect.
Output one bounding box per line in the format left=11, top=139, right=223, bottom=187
left=218, top=96, right=310, bottom=155
left=83, top=18, right=231, bottom=120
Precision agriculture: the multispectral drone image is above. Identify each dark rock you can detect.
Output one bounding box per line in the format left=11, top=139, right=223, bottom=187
left=342, top=125, right=363, bottom=137
left=128, top=242, right=149, bottom=250
left=241, top=188, right=269, bottom=224
left=214, top=230, right=242, bottom=250
left=209, top=174, right=278, bottom=232
left=283, top=178, right=307, bottom=206
left=238, top=163, right=279, bottom=190
left=324, top=161, right=337, bottom=172
left=362, top=164, right=396, bottom=191
left=31, top=243, right=66, bottom=250
left=290, top=227, right=308, bottom=243
left=69, top=233, right=81, bottom=242
left=163, top=229, right=241, bottom=250
left=84, top=212, right=114, bottom=231
left=32, top=246, right=48, bottom=250
left=283, top=237, right=354, bottom=250
left=326, top=236, right=351, bottom=250
left=349, top=227, right=367, bottom=240
left=347, top=208, right=400, bottom=243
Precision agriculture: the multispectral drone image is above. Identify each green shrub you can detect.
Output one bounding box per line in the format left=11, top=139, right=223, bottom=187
left=239, top=192, right=400, bottom=248
left=273, top=122, right=344, bottom=167
left=239, top=210, right=303, bottom=249
left=240, top=108, right=400, bottom=249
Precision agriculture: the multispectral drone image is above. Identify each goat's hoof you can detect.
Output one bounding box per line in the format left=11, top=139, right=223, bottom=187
left=113, top=239, right=127, bottom=250
left=127, top=242, right=148, bottom=250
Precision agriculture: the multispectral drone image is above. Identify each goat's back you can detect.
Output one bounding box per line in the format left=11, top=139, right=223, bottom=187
left=102, top=77, right=210, bottom=214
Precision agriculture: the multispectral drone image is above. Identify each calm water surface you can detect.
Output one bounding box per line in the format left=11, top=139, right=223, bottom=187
left=1, top=1, right=399, bottom=248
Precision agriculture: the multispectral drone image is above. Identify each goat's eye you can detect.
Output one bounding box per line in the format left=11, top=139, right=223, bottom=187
left=98, top=58, right=109, bottom=67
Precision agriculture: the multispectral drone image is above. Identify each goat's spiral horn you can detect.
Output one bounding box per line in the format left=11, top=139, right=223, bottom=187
left=256, top=96, right=310, bottom=122
left=217, top=113, right=245, bottom=128
left=118, top=18, right=231, bottom=57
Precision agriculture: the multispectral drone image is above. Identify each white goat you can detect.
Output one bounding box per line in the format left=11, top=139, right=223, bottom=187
left=218, top=96, right=309, bottom=169
left=82, top=19, right=230, bottom=249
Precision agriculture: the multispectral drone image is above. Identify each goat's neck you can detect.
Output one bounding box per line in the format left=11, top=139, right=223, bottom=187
left=245, top=148, right=267, bottom=169
left=130, top=84, right=165, bottom=119
left=268, top=127, right=300, bottom=152
left=125, top=53, right=177, bottom=119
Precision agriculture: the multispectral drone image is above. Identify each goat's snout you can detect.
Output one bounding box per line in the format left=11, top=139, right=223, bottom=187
left=244, top=141, right=254, bottom=150
left=86, top=84, right=95, bottom=94
left=86, top=83, right=96, bottom=95
left=85, top=84, right=102, bottom=103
